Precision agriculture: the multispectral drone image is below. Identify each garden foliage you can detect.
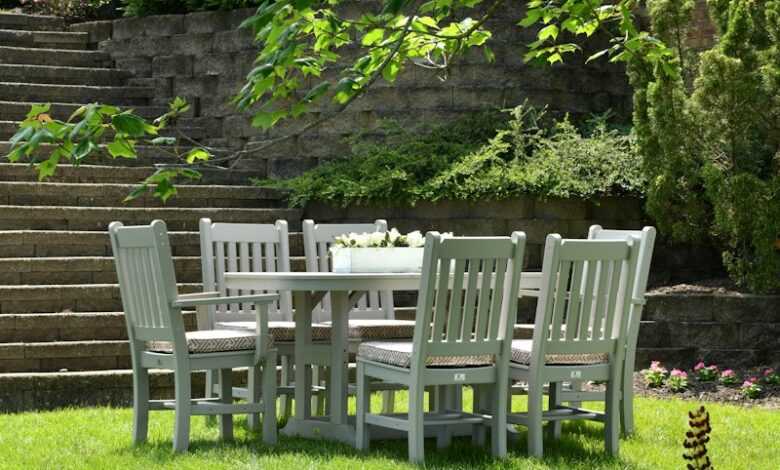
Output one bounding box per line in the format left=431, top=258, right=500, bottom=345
left=19, top=0, right=114, bottom=18
left=260, top=103, right=643, bottom=207
left=630, top=0, right=780, bottom=292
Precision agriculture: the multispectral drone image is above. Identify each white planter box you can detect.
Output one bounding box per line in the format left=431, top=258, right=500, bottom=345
left=331, top=247, right=425, bottom=273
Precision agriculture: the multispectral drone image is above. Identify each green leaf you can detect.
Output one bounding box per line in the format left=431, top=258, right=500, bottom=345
left=302, top=81, right=330, bottom=102
left=361, top=28, right=384, bottom=46
left=538, top=24, right=559, bottom=41
left=111, top=113, right=147, bottom=137
left=25, top=103, right=51, bottom=120
left=107, top=138, right=136, bottom=159
left=72, top=139, right=98, bottom=162
left=36, top=153, right=60, bottom=180
left=185, top=148, right=210, bottom=164
left=9, top=126, right=34, bottom=147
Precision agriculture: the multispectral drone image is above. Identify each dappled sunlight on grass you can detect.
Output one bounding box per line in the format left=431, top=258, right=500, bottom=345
left=1, top=395, right=777, bottom=469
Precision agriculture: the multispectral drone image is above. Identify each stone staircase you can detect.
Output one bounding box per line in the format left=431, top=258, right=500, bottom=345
left=0, top=13, right=303, bottom=411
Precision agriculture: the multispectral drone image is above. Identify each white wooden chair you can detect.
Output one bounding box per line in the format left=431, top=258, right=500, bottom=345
left=199, top=218, right=330, bottom=421
left=356, top=232, right=527, bottom=463
left=506, top=234, right=640, bottom=458
left=303, top=219, right=417, bottom=412
left=556, top=225, right=656, bottom=435
left=512, top=225, right=656, bottom=436
left=110, top=220, right=278, bottom=452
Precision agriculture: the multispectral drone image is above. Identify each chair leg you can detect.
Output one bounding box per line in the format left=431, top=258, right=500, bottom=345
left=355, top=362, right=371, bottom=451
left=408, top=383, right=425, bottom=464
left=605, top=378, right=620, bottom=455
left=204, top=369, right=216, bottom=425
left=132, top=366, right=150, bottom=445
left=491, top=378, right=508, bottom=458
left=549, top=382, right=562, bottom=440
left=247, top=367, right=261, bottom=431
left=472, top=384, right=487, bottom=446
left=435, top=386, right=452, bottom=450
left=380, top=390, right=395, bottom=414
left=218, top=368, right=233, bottom=442
left=527, top=381, right=544, bottom=458
left=279, top=354, right=291, bottom=421
left=621, top=375, right=635, bottom=436
left=262, top=351, right=278, bottom=445
left=567, top=379, right=583, bottom=409
left=173, top=368, right=192, bottom=453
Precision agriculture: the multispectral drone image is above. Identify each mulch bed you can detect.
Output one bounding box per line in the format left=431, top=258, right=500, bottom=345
left=631, top=370, right=780, bottom=409
left=579, top=370, right=780, bottom=409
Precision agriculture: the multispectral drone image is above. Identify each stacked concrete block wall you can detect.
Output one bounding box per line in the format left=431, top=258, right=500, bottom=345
left=99, top=3, right=634, bottom=179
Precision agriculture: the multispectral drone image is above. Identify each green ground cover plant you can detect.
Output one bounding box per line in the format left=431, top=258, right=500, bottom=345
left=0, top=394, right=777, bottom=469
left=260, top=104, right=644, bottom=208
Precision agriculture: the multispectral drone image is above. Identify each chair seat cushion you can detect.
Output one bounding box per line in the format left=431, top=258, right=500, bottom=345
left=510, top=339, right=609, bottom=365
left=323, top=319, right=416, bottom=340
left=147, top=329, right=266, bottom=354
left=216, top=320, right=331, bottom=342
left=357, top=341, right=493, bottom=369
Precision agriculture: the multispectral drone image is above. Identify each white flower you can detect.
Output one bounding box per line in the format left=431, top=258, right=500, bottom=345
left=368, top=231, right=386, bottom=247
left=387, top=228, right=402, bottom=244
left=405, top=230, right=425, bottom=248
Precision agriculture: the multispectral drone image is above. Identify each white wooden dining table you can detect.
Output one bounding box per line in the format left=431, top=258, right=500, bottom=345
left=223, top=271, right=543, bottom=445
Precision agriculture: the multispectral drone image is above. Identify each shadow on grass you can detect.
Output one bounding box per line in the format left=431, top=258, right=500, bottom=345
left=118, top=417, right=636, bottom=469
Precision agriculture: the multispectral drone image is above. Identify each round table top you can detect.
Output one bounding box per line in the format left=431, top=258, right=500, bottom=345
left=223, top=271, right=542, bottom=294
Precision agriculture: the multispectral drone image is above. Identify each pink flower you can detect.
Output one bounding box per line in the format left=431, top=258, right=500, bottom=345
left=671, top=369, right=687, bottom=378
left=722, top=369, right=735, bottom=377
left=694, top=361, right=705, bottom=371
left=742, top=380, right=754, bottom=388
left=651, top=361, right=662, bottom=369
left=764, top=368, right=775, bottom=376
left=749, top=376, right=759, bottom=383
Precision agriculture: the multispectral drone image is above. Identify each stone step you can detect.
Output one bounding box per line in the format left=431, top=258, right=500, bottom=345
left=0, top=29, right=89, bottom=50
left=0, top=164, right=264, bottom=185
left=0, top=181, right=286, bottom=208
left=0, top=205, right=302, bottom=231
left=0, top=230, right=305, bottom=258
left=0, top=283, right=201, bottom=314
left=0, top=13, right=65, bottom=32
left=0, top=311, right=197, bottom=343
left=0, top=339, right=131, bottom=373
left=0, top=64, right=129, bottom=86
left=0, top=369, right=218, bottom=412
left=0, top=254, right=307, bottom=285
left=0, top=101, right=167, bottom=121
left=0, top=82, right=153, bottom=106
left=0, top=45, right=111, bottom=67
left=0, top=256, right=200, bottom=285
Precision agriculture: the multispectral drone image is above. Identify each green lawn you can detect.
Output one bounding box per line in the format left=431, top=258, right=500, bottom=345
left=0, top=394, right=777, bottom=469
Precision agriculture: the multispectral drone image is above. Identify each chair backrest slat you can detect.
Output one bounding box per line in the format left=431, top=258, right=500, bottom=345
left=110, top=220, right=183, bottom=345
left=531, top=235, right=640, bottom=360
left=411, top=233, right=526, bottom=367
left=564, top=260, right=585, bottom=341
left=200, top=219, right=292, bottom=325
left=302, top=219, right=394, bottom=322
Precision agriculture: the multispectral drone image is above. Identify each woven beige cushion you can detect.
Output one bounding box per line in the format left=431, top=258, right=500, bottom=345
left=216, top=320, right=331, bottom=342
left=322, top=319, right=415, bottom=340
left=147, top=329, right=265, bottom=354
left=510, top=339, right=609, bottom=365
left=358, top=341, right=493, bottom=368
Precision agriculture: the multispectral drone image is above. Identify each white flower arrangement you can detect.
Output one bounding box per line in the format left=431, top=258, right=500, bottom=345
left=332, top=228, right=450, bottom=249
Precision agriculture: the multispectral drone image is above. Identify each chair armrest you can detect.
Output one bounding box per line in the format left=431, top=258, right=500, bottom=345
left=172, top=293, right=279, bottom=308
left=177, top=291, right=220, bottom=301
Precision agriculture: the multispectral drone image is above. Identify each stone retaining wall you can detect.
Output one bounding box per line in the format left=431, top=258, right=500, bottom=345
left=92, top=3, right=633, bottom=178
left=637, top=293, right=780, bottom=369
left=304, top=197, right=723, bottom=283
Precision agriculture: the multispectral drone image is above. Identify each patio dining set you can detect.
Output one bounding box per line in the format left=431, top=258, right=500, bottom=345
left=108, top=217, right=655, bottom=464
